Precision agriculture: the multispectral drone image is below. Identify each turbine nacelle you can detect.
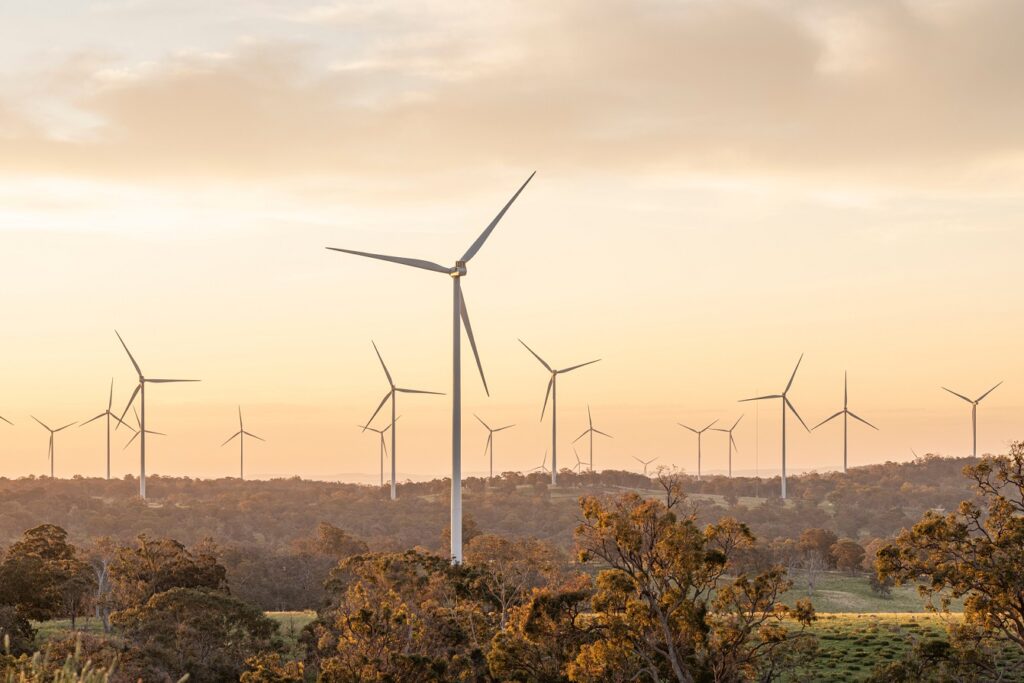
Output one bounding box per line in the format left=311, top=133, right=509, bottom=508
left=450, top=261, right=468, bottom=278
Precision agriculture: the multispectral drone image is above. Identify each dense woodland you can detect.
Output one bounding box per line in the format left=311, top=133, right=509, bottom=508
left=1, top=452, right=1021, bottom=681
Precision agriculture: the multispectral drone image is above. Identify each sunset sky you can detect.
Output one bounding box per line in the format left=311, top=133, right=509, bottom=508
left=1, top=0, right=1022, bottom=482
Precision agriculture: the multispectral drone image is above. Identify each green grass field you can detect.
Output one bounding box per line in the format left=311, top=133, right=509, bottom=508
left=781, top=572, right=963, bottom=614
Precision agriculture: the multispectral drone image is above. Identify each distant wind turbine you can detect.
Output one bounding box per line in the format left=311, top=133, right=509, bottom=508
left=221, top=407, right=264, bottom=480
left=573, top=405, right=612, bottom=472
left=813, top=373, right=877, bottom=472
left=475, top=415, right=514, bottom=480
left=712, top=415, right=743, bottom=478
left=573, top=447, right=585, bottom=474
left=115, top=331, right=199, bottom=499
left=327, top=173, right=534, bottom=565
left=633, top=455, right=658, bottom=476
left=80, top=379, right=129, bottom=480
left=124, top=407, right=165, bottom=450
left=678, top=419, right=718, bottom=481
left=529, top=451, right=550, bottom=474
left=361, top=417, right=398, bottom=488
left=31, top=417, right=75, bottom=478
left=739, top=354, right=809, bottom=499
left=363, top=342, right=443, bottom=500
left=520, top=339, right=601, bottom=486
left=942, top=381, right=1002, bottom=458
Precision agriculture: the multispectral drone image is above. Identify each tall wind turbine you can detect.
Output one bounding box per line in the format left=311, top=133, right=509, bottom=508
left=739, top=354, right=809, bottom=499
left=363, top=342, right=443, bottom=501
left=678, top=419, right=718, bottom=481
left=633, top=455, right=658, bottom=476
left=573, top=405, right=612, bottom=471
left=221, top=407, right=264, bottom=480
left=712, top=415, right=743, bottom=478
left=327, top=172, right=534, bottom=564
left=115, top=330, right=199, bottom=500
left=360, top=417, right=398, bottom=487
left=475, top=414, right=514, bottom=480
left=31, top=417, right=76, bottom=478
left=124, top=407, right=165, bottom=449
left=813, top=373, right=877, bottom=472
left=81, top=379, right=129, bottom=480
left=519, top=340, right=601, bottom=486
left=942, top=381, right=1002, bottom=458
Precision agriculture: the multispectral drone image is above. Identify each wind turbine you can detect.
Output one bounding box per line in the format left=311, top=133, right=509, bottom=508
left=573, top=405, right=612, bottom=472
left=221, top=407, right=264, bottom=480
left=360, top=417, right=398, bottom=488
left=519, top=340, right=601, bottom=486
left=81, top=379, right=129, bottom=480
left=573, top=447, right=585, bottom=474
left=942, top=381, right=1003, bottom=458
left=529, top=451, right=550, bottom=475
left=475, top=414, right=514, bottom=480
left=678, top=419, right=718, bottom=481
left=124, top=407, right=165, bottom=450
left=327, top=172, right=534, bottom=564
left=31, top=417, right=76, bottom=478
left=739, top=354, right=809, bottom=499
left=633, top=455, right=658, bottom=476
left=712, top=415, right=743, bottom=478
left=813, top=373, right=877, bottom=472
left=362, top=342, right=443, bottom=500
left=115, top=330, right=199, bottom=500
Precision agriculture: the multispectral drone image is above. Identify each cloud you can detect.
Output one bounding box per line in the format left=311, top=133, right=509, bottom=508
left=1, top=0, right=1022, bottom=189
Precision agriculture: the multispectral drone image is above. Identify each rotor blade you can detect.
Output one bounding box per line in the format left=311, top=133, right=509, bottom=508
left=242, top=431, right=265, bottom=441
left=559, top=359, right=601, bottom=374
left=518, top=339, right=552, bottom=372
left=474, top=414, right=491, bottom=431
left=221, top=431, right=242, bottom=447
left=572, top=429, right=589, bottom=443
left=144, top=429, right=165, bottom=436
left=364, top=391, right=392, bottom=430
left=730, top=433, right=738, bottom=451
left=31, top=416, right=50, bottom=431
left=110, top=412, right=130, bottom=430
left=811, top=411, right=843, bottom=430
left=108, top=378, right=114, bottom=411
left=847, top=411, right=879, bottom=430
left=371, top=341, right=393, bottom=386
left=80, top=413, right=107, bottom=427
left=942, top=387, right=973, bottom=403
left=54, top=422, right=76, bottom=432
left=739, top=394, right=781, bottom=403
left=238, top=405, right=243, bottom=430
left=785, top=397, right=810, bottom=432
left=594, top=429, right=613, bottom=439
left=494, top=424, right=515, bottom=432
left=325, top=247, right=450, bottom=274
left=483, top=433, right=492, bottom=457
left=114, top=330, right=142, bottom=376
left=123, top=431, right=139, bottom=449
left=462, top=172, right=536, bottom=262
left=702, top=419, right=719, bottom=432
left=732, top=414, right=744, bottom=430
left=540, top=376, right=554, bottom=421
left=0, top=415, right=11, bottom=426
left=117, top=384, right=142, bottom=428
left=133, top=407, right=142, bottom=428
left=678, top=423, right=698, bottom=434
left=976, top=381, right=1003, bottom=403
left=632, top=456, right=644, bottom=464
left=395, top=387, right=445, bottom=395
left=146, top=378, right=200, bottom=383
left=785, top=353, right=804, bottom=394
left=460, top=291, right=489, bottom=396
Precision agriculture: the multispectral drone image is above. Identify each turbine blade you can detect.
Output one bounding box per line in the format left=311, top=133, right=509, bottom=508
left=31, top=416, right=50, bottom=431
left=243, top=431, right=265, bottom=441
left=108, top=378, right=114, bottom=411
left=146, top=378, right=200, bottom=383
left=371, top=341, right=394, bottom=386
left=812, top=411, right=843, bottom=430
left=0, top=415, right=11, bottom=426
left=847, top=411, right=879, bottom=430
left=702, top=419, right=719, bottom=432
left=976, top=381, right=1003, bottom=402
left=540, top=376, right=554, bottom=420
left=785, top=353, right=804, bottom=394
left=145, top=430, right=165, bottom=436
left=785, top=397, right=810, bottom=432
left=462, top=172, right=536, bottom=262
left=494, top=424, right=515, bottom=432
left=110, top=412, right=130, bottom=430
left=678, top=423, right=698, bottom=434
left=739, top=394, right=781, bottom=403
left=732, top=414, right=744, bottom=430
left=484, top=433, right=492, bottom=457
left=364, top=391, right=392, bottom=429
left=559, top=359, right=601, bottom=374
left=325, top=247, right=450, bottom=274
left=518, top=339, right=552, bottom=372
left=80, top=413, right=107, bottom=427
left=632, top=456, right=643, bottom=464
left=460, top=291, right=489, bottom=396
left=474, top=414, right=491, bottom=431
left=115, top=330, right=142, bottom=376
left=594, top=429, right=613, bottom=439
left=238, top=405, right=243, bottom=430
left=54, top=422, right=76, bottom=432
left=588, top=404, right=593, bottom=429
left=118, top=384, right=142, bottom=427
left=396, top=388, right=445, bottom=395
left=221, top=431, right=242, bottom=447
left=124, top=431, right=139, bottom=449
left=942, top=387, right=973, bottom=403
left=573, top=429, right=589, bottom=443
left=730, top=433, right=738, bottom=451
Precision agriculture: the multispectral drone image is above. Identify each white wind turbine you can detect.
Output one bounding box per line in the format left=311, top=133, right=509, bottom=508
left=363, top=341, right=443, bottom=500
left=813, top=373, right=877, bottom=472
left=573, top=447, right=585, bottom=474
left=573, top=405, right=612, bottom=471
left=475, top=414, right=514, bottom=480
left=327, top=172, right=534, bottom=564
left=31, top=417, right=76, bottom=478
left=711, top=415, right=743, bottom=478
left=678, top=419, right=718, bottom=481
left=739, top=354, right=809, bottom=499
left=942, top=381, right=1002, bottom=458
left=633, top=455, right=658, bottom=476
left=115, top=331, right=199, bottom=500
left=81, top=379, right=129, bottom=480
left=361, top=417, right=398, bottom=488
left=124, top=407, right=165, bottom=450
left=520, top=340, right=601, bottom=486
left=221, top=407, right=264, bottom=480
left=529, top=451, right=550, bottom=475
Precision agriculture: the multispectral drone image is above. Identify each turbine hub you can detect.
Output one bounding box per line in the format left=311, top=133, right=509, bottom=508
left=451, top=261, right=468, bottom=278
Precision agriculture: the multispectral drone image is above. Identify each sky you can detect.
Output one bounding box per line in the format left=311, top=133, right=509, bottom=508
left=0, top=0, right=1022, bottom=483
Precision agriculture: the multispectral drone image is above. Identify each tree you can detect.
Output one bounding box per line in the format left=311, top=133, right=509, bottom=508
left=108, top=535, right=227, bottom=611
left=830, top=539, right=866, bottom=574
left=573, top=493, right=815, bottom=682
left=878, top=444, right=1024, bottom=654
left=111, top=587, right=280, bottom=683
left=797, top=528, right=838, bottom=567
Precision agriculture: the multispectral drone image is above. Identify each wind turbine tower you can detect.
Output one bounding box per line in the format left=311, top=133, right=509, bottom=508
left=573, top=404, right=612, bottom=471
left=678, top=419, right=718, bottom=481
left=475, top=414, right=514, bottom=480
left=221, top=406, right=265, bottom=480
left=942, top=381, right=1002, bottom=458
left=812, top=373, right=877, bottom=472
left=712, top=415, right=743, bottom=478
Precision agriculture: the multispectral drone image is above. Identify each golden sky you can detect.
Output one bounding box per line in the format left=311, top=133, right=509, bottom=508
left=1, top=0, right=1022, bottom=481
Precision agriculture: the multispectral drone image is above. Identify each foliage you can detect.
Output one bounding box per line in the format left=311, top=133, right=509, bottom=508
left=107, top=535, right=227, bottom=611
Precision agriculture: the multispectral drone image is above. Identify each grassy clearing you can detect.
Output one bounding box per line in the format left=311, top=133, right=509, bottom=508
left=780, top=572, right=963, bottom=614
